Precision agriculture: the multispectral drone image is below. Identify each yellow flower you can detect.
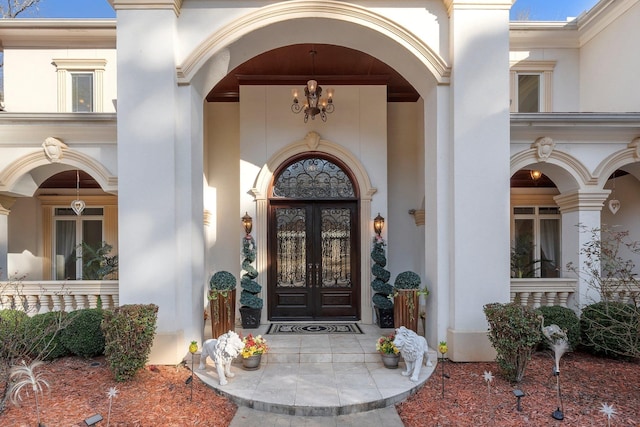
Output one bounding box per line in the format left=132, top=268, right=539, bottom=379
left=376, top=334, right=399, bottom=355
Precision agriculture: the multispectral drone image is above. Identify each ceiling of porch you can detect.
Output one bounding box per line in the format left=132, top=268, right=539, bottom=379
left=205, top=43, right=421, bottom=103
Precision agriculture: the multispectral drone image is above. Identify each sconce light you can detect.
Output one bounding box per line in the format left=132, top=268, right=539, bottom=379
left=373, top=213, right=385, bottom=236
left=530, top=170, right=542, bottom=181
left=242, top=212, right=253, bottom=235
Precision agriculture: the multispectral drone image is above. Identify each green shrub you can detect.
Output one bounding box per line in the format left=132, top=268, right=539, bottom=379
left=372, top=293, right=393, bottom=310
left=580, top=301, right=640, bottom=359
left=209, top=271, right=236, bottom=291
left=25, top=311, right=69, bottom=360
left=539, top=305, right=580, bottom=351
left=484, top=302, right=542, bottom=382
left=0, top=309, right=29, bottom=360
left=394, top=271, right=422, bottom=290
left=61, top=308, right=105, bottom=358
left=102, top=304, right=158, bottom=382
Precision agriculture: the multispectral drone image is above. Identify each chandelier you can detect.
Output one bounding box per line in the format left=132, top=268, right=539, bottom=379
left=291, top=49, right=334, bottom=122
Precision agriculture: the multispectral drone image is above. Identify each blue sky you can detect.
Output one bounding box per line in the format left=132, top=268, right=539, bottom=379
left=26, top=0, right=600, bottom=21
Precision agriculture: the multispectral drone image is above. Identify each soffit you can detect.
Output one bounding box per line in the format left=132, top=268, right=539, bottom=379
left=206, top=43, right=420, bottom=103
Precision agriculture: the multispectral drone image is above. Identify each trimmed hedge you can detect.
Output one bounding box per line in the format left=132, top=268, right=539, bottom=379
left=61, top=308, right=105, bottom=358
left=539, top=305, right=580, bottom=351
left=580, top=301, right=639, bottom=359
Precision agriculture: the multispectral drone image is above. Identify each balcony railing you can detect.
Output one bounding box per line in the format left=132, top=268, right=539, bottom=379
left=0, top=280, right=118, bottom=314
left=510, top=278, right=577, bottom=308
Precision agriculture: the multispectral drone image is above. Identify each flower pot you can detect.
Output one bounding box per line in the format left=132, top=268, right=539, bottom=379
left=240, top=306, right=261, bottom=329
left=381, top=353, right=400, bottom=369
left=375, top=306, right=394, bottom=329
left=394, top=289, right=419, bottom=331
left=209, top=289, right=235, bottom=339
left=242, top=354, right=262, bottom=370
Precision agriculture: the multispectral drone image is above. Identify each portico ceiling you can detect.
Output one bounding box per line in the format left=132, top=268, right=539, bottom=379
left=206, top=43, right=420, bottom=103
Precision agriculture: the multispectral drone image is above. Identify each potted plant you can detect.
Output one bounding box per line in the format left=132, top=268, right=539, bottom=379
left=208, top=270, right=236, bottom=339
left=241, top=333, right=268, bottom=370
left=239, top=235, right=262, bottom=328
left=371, top=236, right=394, bottom=328
left=393, top=271, right=428, bottom=331
left=376, top=333, right=400, bottom=369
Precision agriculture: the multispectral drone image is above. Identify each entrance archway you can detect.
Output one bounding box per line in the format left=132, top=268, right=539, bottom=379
left=268, top=155, right=359, bottom=320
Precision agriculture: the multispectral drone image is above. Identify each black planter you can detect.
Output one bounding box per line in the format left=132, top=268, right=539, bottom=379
left=240, top=306, right=261, bottom=329
left=375, top=306, right=394, bottom=329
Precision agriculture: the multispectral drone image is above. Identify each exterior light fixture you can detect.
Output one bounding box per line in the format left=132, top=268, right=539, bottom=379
left=530, top=169, right=542, bottom=181
left=291, top=49, right=334, bottom=122
left=373, top=213, right=385, bottom=236
left=71, top=169, right=85, bottom=216
left=513, top=389, right=525, bottom=412
left=84, top=414, right=103, bottom=426
left=242, top=212, right=253, bottom=235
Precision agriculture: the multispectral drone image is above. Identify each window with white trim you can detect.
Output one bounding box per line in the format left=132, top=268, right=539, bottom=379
left=511, top=206, right=561, bottom=278
left=510, top=60, right=555, bottom=113
left=52, top=59, right=106, bottom=112
left=53, top=207, right=104, bottom=280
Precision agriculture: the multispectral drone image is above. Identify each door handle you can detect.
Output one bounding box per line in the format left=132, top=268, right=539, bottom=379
left=308, top=264, right=313, bottom=286
left=315, top=263, right=320, bottom=285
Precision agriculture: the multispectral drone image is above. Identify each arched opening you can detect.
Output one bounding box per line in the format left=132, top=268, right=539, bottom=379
left=267, top=154, right=360, bottom=320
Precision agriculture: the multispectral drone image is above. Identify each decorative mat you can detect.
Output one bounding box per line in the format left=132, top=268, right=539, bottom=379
left=266, top=323, right=363, bottom=335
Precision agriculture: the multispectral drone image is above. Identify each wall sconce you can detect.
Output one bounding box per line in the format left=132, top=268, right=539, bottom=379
left=530, top=170, right=542, bottom=181
left=242, top=212, right=253, bottom=235
left=373, top=213, right=385, bottom=236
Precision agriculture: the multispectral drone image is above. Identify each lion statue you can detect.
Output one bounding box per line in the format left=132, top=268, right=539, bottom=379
left=393, top=326, right=433, bottom=382
left=198, top=331, right=244, bottom=385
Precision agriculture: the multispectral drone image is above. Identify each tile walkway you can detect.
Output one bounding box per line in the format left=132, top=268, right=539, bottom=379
left=194, top=323, right=437, bottom=426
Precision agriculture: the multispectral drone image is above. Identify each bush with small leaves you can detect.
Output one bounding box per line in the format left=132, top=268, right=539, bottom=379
left=539, top=305, right=580, bottom=351
left=101, top=304, right=158, bottom=382
left=25, top=311, right=70, bottom=360
left=61, top=308, right=105, bottom=358
left=484, top=302, right=542, bottom=382
left=580, top=301, right=640, bottom=359
left=0, top=309, right=29, bottom=360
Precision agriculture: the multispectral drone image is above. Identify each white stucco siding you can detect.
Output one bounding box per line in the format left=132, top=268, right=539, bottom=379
left=3, top=49, right=117, bottom=113
left=580, top=2, right=640, bottom=112
left=449, top=8, right=511, bottom=332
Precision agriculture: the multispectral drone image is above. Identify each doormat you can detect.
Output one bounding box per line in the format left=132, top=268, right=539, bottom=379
left=266, top=323, right=363, bottom=335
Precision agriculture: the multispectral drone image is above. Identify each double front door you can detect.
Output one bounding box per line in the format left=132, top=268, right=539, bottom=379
left=269, top=201, right=359, bottom=320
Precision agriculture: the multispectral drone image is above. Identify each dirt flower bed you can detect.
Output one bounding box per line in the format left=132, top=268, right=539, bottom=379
left=397, top=351, right=639, bottom=426
left=0, top=356, right=236, bottom=427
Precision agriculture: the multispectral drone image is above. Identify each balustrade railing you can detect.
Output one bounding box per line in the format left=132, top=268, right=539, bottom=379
left=510, top=278, right=577, bottom=308
left=0, top=280, right=119, bottom=314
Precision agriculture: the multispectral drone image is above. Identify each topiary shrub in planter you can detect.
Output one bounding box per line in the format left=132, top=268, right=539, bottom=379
left=209, top=271, right=237, bottom=338
left=101, top=304, right=158, bottom=382
left=393, top=271, right=428, bottom=331
left=580, top=301, right=640, bottom=359
left=484, top=302, right=542, bottom=382
left=539, top=305, right=580, bottom=351
left=371, top=237, right=393, bottom=327
left=25, top=311, right=70, bottom=360
left=61, top=308, right=105, bottom=358
left=240, top=235, right=262, bottom=328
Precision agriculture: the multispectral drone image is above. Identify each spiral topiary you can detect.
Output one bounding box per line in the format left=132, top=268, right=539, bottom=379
left=240, top=235, right=262, bottom=310
left=371, top=237, right=393, bottom=309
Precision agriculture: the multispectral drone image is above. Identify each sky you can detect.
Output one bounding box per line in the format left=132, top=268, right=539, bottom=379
left=22, top=0, right=601, bottom=21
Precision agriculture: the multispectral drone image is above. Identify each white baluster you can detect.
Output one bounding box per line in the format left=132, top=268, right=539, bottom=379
left=88, top=294, right=98, bottom=309
left=26, top=295, right=39, bottom=314
left=63, top=294, right=75, bottom=312
left=51, top=295, right=63, bottom=312
left=519, top=292, right=530, bottom=306
left=557, top=292, right=569, bottom=307
left=39, top=295, right=52, bottom=313
left=545, top=292, right=558, bottom=307
left=531, top=292, right=542, bottom=308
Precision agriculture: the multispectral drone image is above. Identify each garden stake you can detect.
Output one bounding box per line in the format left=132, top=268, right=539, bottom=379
left=438, top=341, right=449, bottom=398
left=188, top=341, right=198, bottom=401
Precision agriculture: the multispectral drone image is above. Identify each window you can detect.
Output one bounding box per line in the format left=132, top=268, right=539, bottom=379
left=71, top=73, right=94, bottom=112
left=512, top=206, right=560, bottom=278
left=52, top=59, right=106, bottom=112
left=53, top=207, right=103, bottom=280
left=510, top=60, right=555, bottom=112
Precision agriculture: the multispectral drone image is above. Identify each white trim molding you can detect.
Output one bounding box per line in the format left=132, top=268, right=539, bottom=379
left=52, top=58, right=107, bottom=113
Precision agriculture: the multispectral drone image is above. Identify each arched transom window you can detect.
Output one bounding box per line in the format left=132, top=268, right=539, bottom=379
left=272, top=157, right=355, bottom=199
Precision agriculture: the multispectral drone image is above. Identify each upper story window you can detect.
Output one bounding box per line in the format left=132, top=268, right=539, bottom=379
left=52, top=58, right=106, bottom=112
left=71, top=73, right=94, bottom=112
left=510, top=60, right=555, bottom=113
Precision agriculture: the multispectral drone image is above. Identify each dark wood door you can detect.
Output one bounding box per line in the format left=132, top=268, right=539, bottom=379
left=269, top=201, right=358, bottom=320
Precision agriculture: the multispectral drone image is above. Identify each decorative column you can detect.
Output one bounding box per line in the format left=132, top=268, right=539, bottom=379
left=0, top=196, right=16, bottom=279
left=554, top=189, right=610, bottom=311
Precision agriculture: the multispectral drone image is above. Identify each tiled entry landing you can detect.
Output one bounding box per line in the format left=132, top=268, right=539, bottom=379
left=194, top=323, right=436, bottom=417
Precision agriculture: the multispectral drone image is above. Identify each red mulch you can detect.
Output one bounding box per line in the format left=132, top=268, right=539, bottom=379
left=1, top=351, right=638, bottom=426
left=397, top=351, right=640, bottom=426
left=0, top=356, right=236, bottom=426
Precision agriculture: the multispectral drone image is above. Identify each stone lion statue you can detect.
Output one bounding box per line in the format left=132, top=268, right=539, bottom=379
left=393, top=326, right=433, bottom=382
left=198, top=330, right=244, bottom=385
